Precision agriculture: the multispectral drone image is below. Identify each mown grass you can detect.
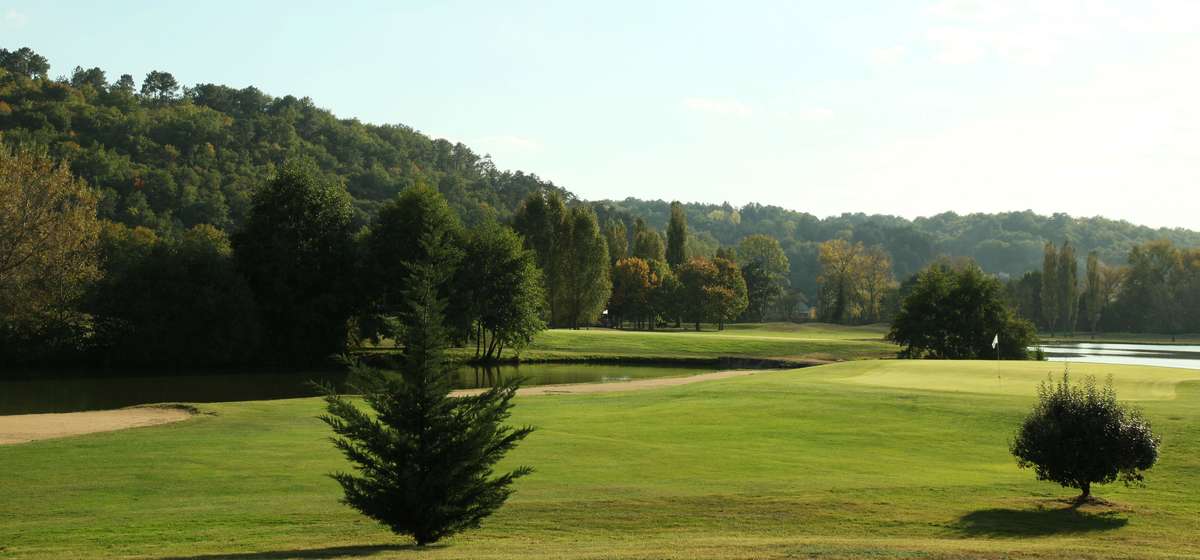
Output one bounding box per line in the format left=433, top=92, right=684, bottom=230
left=427, top=322, right=894, bottom=363
left=3, top=360, right=1199, bottom=559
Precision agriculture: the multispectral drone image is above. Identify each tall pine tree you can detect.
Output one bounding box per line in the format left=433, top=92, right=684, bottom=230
left=320, top=234, right=533, bottom=546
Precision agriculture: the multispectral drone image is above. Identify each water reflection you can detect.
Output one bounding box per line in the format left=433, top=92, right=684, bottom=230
left=1040, top=343, right=1200, bottom=370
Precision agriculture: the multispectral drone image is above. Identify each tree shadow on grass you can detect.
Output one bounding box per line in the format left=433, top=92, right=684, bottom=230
left=954, top=503, right=1129, bottom=537
left=158, top=543, right=437, bottom=559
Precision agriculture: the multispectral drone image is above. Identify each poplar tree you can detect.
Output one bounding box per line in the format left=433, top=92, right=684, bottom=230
left=666, top=201, right=688, bottom=267
left=1041, top=242, right=1060, bottom=334
left=1058, top=240, right=1079, bottom=334
left=1084, top=251, right=1103, bottom=334
left=555, top=206, right=611, bottom=329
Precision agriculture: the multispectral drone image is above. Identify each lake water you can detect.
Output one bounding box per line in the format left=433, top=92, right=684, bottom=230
left=0, top=363, right=719, bottom=416
left=1040, top=343, right=1200, bottom=370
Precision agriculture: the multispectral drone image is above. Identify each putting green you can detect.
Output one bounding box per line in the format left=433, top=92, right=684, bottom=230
left=832, top=360, right=1200, bottom=400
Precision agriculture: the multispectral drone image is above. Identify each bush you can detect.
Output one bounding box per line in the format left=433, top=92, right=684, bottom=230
left=1010, top=370, right=1160, bottom=501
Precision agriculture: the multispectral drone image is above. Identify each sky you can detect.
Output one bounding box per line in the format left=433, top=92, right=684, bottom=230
left=2, top=0, right=1199, bottom=229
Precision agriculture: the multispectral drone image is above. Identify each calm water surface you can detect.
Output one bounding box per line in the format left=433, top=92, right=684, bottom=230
left=1040, top=343, right=1200, bottom=370
left=0, top=363, right=719, bottom=416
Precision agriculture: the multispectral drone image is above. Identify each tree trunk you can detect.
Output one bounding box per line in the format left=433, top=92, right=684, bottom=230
left=1077, top=482, right=1091, bottom=504
left=694, top=321, right=700, bottom=331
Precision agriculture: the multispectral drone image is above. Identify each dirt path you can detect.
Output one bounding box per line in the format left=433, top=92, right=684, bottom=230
left=451, top=368, right=763, bottom=397
left=0, top=406, right=195, bottom=445
left=0, top=369, right=770, bottom=445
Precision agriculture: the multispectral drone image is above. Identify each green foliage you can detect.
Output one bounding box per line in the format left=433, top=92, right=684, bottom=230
left=666, top=201, right=687, bottom=267
left=554, top=206, right=611, bottom=328
left=675, top=257, right=746, bottom=330
left=0, top=144, right=100, bottom=365
left=454, top=221, right=546, bottom=360
left=0, top=47, right=567, bottom=235
left=89, top=223, right=260, bottom=367
left=319, top=255, right=533, bottom=546
left=1011, top=372, right=1160, bottom=500
left=603, top=218, right=628, bottom=264
left=737, top=234, right=790, bottom=322
left=610, top=257, right=656, bottom=328
left=513, top=190, right=568, bottom=321
left=233, top=160, right=356, bottom=364
left=1041, top=242, right=1060, bottom=333
left=888, top=260, right=1036, bottom=359
left=362, top=183, right=464, bottom=335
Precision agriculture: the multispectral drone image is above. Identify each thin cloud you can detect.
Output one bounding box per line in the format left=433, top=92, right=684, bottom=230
left=682, top=97, right=752, bottom=117
left=2, top=9, right=28, bottom=27
left=868, top=45, right=908, bottom=65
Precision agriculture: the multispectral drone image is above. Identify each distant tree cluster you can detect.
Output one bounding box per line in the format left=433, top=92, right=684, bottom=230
left=1007, top=239, right=1200, bottom=335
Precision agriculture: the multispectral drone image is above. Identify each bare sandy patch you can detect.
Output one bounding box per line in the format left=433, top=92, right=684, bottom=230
left=0, top=405, right=196, bottom=445
left=452, top=369, right=764, bottom=397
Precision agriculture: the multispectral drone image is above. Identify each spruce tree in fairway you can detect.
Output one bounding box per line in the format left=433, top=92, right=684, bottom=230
left=1010, top=371, right=1160, bottom=503
left=319, top=245, right=533, bottom=546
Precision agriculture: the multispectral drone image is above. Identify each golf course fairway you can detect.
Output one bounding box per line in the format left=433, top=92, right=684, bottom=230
left=2, top=360, right=1198, bottom=559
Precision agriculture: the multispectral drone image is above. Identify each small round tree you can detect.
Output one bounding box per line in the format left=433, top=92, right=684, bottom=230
left=1010, top=372, right=1160, bottom=503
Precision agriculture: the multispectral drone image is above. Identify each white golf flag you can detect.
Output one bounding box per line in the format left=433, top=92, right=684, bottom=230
left=992, top=334, right=999, bottom=349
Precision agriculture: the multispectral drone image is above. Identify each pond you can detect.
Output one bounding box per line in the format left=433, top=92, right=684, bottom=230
left=0, top=363, right=720, bottom=416
left=1040, top=343, right=1200, bottom=370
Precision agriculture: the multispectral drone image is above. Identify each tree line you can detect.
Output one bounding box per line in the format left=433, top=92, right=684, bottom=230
left=1007, top=239, right=1200, bottom=335
left=0, top=147, right=548, bottom=368
left=5, top=45, right=1199, bottom=319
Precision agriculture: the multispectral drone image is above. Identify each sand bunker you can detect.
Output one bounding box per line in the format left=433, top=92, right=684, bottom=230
left=0, top=405, right=196, bottom=445
left=1, top=369, right=766, bottom=445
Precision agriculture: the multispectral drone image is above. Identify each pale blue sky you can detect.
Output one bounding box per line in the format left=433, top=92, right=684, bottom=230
left=3, top=1, right=1198, bottom=228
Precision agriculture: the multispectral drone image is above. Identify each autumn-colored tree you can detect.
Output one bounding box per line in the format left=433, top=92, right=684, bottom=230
left=610, top=257, right=655, bottom=328
left=0, top=146, right=101, bottom=360
left=816, top=239, right=864, bottom=323
left=859, top=245, right=895, bottom=323
left=709, top=257, right=748, bottom=330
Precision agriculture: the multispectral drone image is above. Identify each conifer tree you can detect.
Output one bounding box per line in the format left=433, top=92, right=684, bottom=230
left=320, top=235, right=533, bottom=546
left=1040, top=242, right=1060, bottom=334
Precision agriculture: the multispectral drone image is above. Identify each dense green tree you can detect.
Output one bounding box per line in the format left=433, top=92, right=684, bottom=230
left=677, top=258, right=719, bottom=331
left=610, top=257, right=655, bottom=329
left=554, top=206, right=611, bottom=328
left=0, top=47, right=49, bottom=79
left=454, top=221, right=545, bottom=361
left=1041, top=242, right=1060, bottom=334
left=362, top=184, right=464, bottom=334
left=737, top=234, right=789, bottom=321
left=1006, top=270, right=1043, bottom=327
left=888, top=260, right=1036, bottom=359
left=233, top=160, right=356, bottom=364
left=1011, top=373, right=1160, bottom=501
left=666, top=201, right=687, bottom=267
left=513, top=190, right=567, bottom=320
left=320, top=253, right=533, bottom=546
left=1057, top=240, right=1079, bottom=333
left=1084, top=251, right=1103, bottom=333
left=0, top=145, right=100, bottom=364
left=140, top=70, right=180, bottom=102
left=632, top=224, right=666, bottom=262
left=89, top=224, right=260, bottom=367
left=603, top=219, right=628, bottom=265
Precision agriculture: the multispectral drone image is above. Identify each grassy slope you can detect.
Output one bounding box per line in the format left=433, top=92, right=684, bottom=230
left=437, top=322, right=895, bottom=363
left=3, top=361, right=1199, bottom=559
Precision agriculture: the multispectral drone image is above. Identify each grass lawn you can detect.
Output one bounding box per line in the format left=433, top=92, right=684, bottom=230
left=430, top=322, right=894, bottom=363
left=3, top=360, right=1199, bottom=559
